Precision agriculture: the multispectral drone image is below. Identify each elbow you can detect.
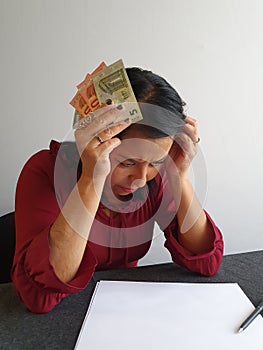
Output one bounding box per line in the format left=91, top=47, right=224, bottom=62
left=198, top=246, right=224, bottom=277
left=12, top=272, right=63, bottom=314
left=24, top=301, right=56, bottom=314
left=24, top=291, right=60, bottom=314
left=199, top=264, right=221, bottom=277
left=16, top=287, right=62, bottom=314
left=27, top=303, right=58, bottom=314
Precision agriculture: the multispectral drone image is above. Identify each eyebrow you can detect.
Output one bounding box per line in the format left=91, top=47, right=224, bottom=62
left=117, top=155, right=168, bottom=164
left=150, top=156, right=167, bottom=163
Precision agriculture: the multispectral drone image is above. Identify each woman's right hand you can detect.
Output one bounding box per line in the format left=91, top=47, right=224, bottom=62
left=74, top=104, right=131, bottom=180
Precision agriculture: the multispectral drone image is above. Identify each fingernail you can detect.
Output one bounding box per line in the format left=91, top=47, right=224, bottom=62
left=116, top=104, right=123, bottom=110
left=120, top=118, right=130, bottom=125
left=106, top=99, right=112, bottom=105
left=106, top=121, right=115, bottom=126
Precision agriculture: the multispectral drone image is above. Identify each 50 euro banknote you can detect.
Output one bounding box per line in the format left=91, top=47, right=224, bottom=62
left=70, top=62, right=106, bottom=127
left=70, top=59, right=143, bottom=129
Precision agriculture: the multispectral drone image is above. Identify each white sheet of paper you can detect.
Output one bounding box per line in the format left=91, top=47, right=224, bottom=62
left=74, top=281, right=263, bottom=350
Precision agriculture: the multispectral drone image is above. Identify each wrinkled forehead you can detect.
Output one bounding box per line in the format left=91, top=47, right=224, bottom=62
left=112, top=136, right=173, bottom=162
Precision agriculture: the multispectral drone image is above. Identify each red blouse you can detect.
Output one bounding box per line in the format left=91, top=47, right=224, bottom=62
left=12, top=140, right=224, bottom=313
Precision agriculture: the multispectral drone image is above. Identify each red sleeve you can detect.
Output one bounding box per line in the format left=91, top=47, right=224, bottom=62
left=12, top=141, right=97, bottom=313
left=164, top=211, right=224, bottom=276
left=154, top=169, right=224, bottom=277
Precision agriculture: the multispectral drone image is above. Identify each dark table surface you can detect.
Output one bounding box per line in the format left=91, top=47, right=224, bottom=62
left=0, top=250, right=263, bottom=350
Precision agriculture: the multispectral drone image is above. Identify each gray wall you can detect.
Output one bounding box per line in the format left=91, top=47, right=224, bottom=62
left=1, top=0, right=263, bottom=264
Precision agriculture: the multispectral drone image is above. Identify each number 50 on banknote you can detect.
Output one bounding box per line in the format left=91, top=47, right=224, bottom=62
left=70, top=59, right=143, bottom=128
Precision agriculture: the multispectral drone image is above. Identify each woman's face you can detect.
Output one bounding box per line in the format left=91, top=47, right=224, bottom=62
left=104, top=128, right=173, bottom=201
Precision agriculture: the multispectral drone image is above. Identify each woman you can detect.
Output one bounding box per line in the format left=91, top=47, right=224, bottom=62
left=12, top=67, right=224, bottom=313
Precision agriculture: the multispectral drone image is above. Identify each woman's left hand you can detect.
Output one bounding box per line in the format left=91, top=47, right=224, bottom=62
left=165, top=116, right=200, bottom=178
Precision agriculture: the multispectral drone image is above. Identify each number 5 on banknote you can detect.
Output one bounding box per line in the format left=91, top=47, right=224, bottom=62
left=92, top=59, right=143, bottom=124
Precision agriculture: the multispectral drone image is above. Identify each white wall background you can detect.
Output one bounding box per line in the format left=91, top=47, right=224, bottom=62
left=1, top=0, right=263, bottom=265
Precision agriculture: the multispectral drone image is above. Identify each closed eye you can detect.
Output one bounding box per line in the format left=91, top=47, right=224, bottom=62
left=150, top=159, right=166, bottom=167
left=119, top=160, right=136, bottom=167
left=118, top=157, right=166, bottom=168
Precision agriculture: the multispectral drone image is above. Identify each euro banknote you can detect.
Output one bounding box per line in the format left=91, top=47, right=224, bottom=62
left=70, top=62, right=106, bottom=127
left=70, top=59, right=142, bottom=128
left=92, top=59, right=142, bottom=124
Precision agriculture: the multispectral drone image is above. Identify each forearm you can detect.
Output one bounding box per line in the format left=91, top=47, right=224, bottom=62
left=49, top=175, right=103, bottom=282
left=171, top=175, right=214, bottom=254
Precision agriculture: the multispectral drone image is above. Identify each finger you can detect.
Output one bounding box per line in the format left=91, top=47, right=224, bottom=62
left=97, top=137, right=122, bottom=154
left=99, top=118, right=131, bottom=141
left=185, top=119, right=200, bottom=145
left=174, top=133, right=196, bottom=154
left=180, top=123, right=198, bottom=144
left=174, top=133, right=190, bottom=152
left=184, top=116, right=197, bottom=126
left=75, top=104, right=126, bottom=139
left=76, top=104, right=114, bottom=129
left=180, top=116, right=198, bottom=141
left=93, top=104, right=125, bottom=129
left=91, top=119, right=131, bottom=147
left=76, top=103, right=125, bottom=131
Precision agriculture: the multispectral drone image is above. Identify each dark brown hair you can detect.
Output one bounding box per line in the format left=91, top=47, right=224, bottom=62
left=60, top=67, right=186, bottom=169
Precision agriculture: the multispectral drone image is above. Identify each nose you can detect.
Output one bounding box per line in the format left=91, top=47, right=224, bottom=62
left=129, top=164, right=148, bottom=189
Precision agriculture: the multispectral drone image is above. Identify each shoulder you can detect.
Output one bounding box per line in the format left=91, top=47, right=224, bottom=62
left=30, top=140, right=60, bottom=162
left=18, top=140, right=61, bottom=181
